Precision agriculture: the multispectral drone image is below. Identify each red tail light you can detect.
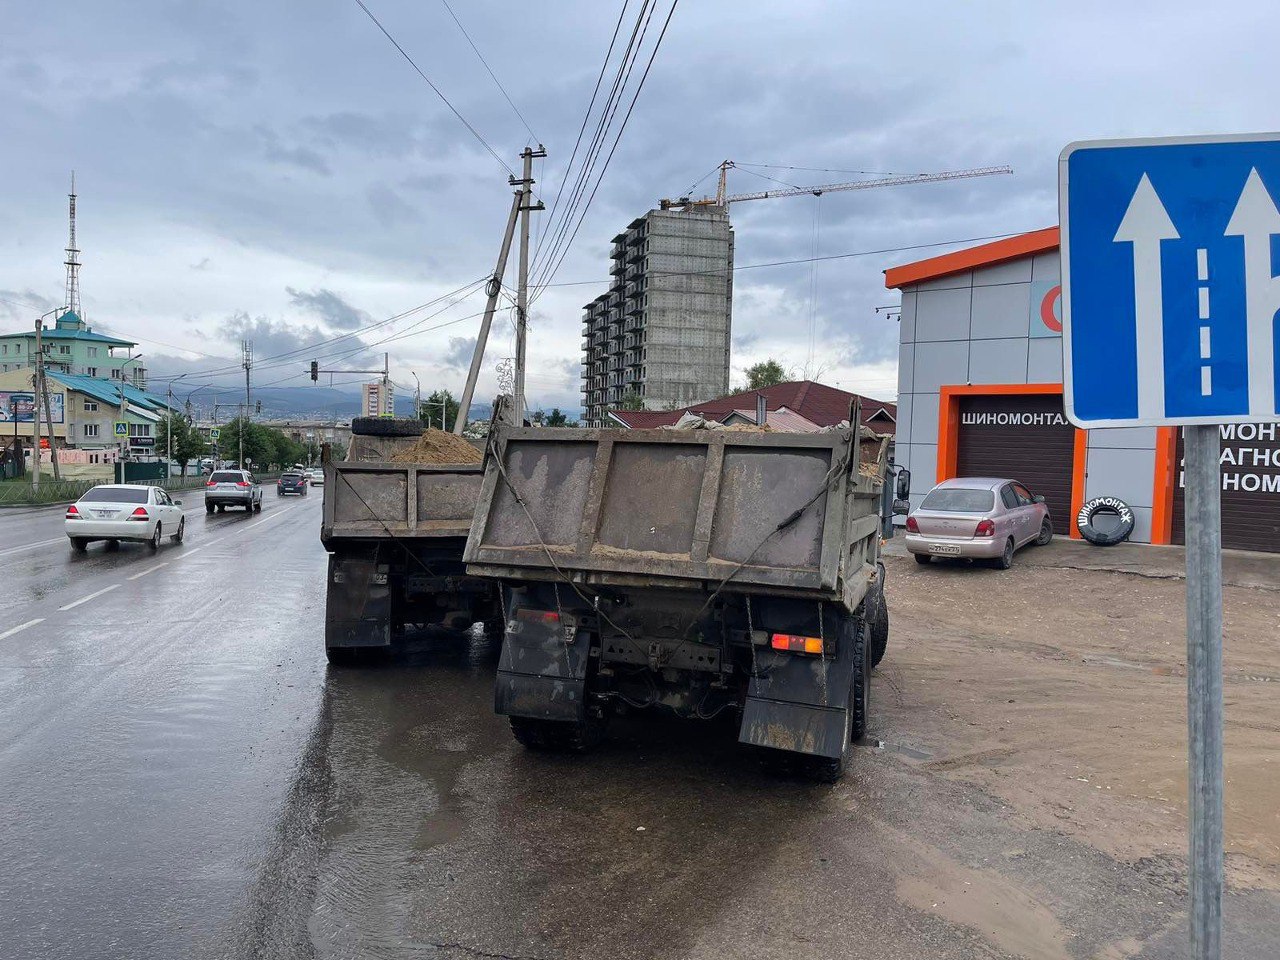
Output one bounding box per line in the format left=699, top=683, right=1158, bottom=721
left=515, top=609, right=560, bottom=625
left=126, top=507, right=149, bottom=521
left=975, top=518, right=996, bottom=537
left=66, top=504, right=81, bottom=520
left=905, top=515, right=919, bottom=533
left=206, top=480, right=216, bottom=487
left=771, top=633, right=827, bottom=655
left=235, top=482, right=250, bottom=488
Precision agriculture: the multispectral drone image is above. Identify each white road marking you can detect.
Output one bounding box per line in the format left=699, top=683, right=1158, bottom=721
left=59, top=583, right=120, bottom=611
left=127, top=562, right=169, bottom=581
left=1198, top=286, right=1210, bottom=319
left=1201, top=366, right=1213, bottom=396
left=1196, top=247, right=1208, bottom=280
left=177, top=548, right=203, bottom=559
left=0, top=618, right=44, bottom=642
left=1200, top=327, right=1212, bottom=359
left=0, top=537, right=66, bottom=559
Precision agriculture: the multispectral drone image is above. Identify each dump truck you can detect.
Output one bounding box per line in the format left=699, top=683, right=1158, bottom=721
left=462, top=403, right=897, bottom=780
left=320, top=417, right=500, bottom=664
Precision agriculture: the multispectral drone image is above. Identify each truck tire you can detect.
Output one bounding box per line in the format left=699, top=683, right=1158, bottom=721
left=509, top=715, right=607, bottom=753
left=805, top=617, right=870, bottom=783
left=869, top=604, right=889, bottom=669
left=350, top=416, right=426, bottom=438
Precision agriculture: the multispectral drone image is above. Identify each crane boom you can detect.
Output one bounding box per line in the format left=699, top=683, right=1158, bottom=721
left=659, top=162, right=1012, bottom=210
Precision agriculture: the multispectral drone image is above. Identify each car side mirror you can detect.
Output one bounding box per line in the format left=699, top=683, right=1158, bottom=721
left=892, top=498, right=911, bottom=516
left=175, top=499, right=183, bottom=506
left=894, top=467, right=911, bottom=501
left=1034, top=495, right=1046, bottom=504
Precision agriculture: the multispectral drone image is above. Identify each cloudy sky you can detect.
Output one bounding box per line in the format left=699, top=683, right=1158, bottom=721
left=1, top=1, right=1275, bottom=415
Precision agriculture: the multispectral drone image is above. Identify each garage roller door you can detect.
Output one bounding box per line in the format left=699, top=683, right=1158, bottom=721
left=1171, top=424, right=1280, bottom=553
left=955, top=394, right=1075, bottom=535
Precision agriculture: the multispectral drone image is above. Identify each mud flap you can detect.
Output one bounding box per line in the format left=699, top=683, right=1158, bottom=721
left=495, top=616, right=594, bottom=723
left=739, top=643, right=856, bottom=759
left=325, top=552, right=392, bottom=650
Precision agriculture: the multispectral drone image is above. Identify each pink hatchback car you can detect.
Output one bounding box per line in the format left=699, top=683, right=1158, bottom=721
left=905, top=477, right=1053, bottom=569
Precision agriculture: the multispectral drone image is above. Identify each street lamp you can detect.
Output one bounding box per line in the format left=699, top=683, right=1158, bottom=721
left=166, top=373, right=187, bottom=473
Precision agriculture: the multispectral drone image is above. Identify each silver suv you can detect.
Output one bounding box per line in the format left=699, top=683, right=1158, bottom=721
left=204, top=469, right=263, bottom=514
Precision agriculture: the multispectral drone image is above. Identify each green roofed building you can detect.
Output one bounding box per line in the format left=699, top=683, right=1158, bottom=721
left=0, top=309, right=145, bottom=386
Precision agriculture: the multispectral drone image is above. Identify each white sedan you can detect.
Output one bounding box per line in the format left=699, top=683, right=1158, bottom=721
left=65, top=484, right=187, bottom=552
left=307, top=468, right=324, bottom=486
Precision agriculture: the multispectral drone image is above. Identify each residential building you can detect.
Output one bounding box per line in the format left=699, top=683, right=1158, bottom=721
left=581, top=205, right=734, bottom=425
left=0, top=310, right=145, bottom=385
left=607, top=380, right=897, bottom=434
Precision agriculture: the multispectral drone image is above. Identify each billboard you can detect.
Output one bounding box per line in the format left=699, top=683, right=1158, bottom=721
left=0, top=391, right=64, bottom=424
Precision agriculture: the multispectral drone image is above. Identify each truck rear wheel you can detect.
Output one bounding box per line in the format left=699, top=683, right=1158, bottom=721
left=325, top=646, right=371, bottom=667
left=804, top=617, right=870, bottom=783
left=509, top=715, right=607, bottom=753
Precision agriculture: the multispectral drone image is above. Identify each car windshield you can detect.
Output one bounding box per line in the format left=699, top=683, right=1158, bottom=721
left=210, top=472, right=244, bottom=483
left=921, top=488, right=995, bottom=512
left=80, top=487, right=149, bottom=504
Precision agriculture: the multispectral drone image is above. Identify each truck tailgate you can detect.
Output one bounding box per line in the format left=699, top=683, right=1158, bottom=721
left=323, top=462, right=484, bottom=541
left=464, top=427, right=880, bottom=594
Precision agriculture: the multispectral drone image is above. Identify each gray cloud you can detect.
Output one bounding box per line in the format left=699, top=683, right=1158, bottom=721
left=286, top=287, right=370, bottom=331
left=442, top=336, right=477, bottom=368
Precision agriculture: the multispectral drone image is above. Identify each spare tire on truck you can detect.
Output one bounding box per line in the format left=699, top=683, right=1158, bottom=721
left=350, top=417, right=426, bottom=438
left=1077, top=496, right=1135, bottom=546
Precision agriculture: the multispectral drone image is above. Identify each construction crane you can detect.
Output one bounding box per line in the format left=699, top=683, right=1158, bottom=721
left=658, top=160, right=1012, bottom=210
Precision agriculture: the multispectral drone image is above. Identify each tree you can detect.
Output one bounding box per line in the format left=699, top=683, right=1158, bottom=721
left=216, top=417, right=274, bottom=470
left=744, top=359, right=788, bottom=390
left=156, top=415, right=209, bottom=476
left=419, top=389, right=460, bottom=431
left=617, top=390, right=645, bottom=411
left=545, top=408, right=568, bottom=427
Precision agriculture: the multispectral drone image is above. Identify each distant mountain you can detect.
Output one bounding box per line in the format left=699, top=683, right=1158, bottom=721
left=197, top=384, right=495, bottom=423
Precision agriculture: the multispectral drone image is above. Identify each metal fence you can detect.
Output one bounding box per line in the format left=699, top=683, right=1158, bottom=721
left=0, top=472, right=284, bottom=507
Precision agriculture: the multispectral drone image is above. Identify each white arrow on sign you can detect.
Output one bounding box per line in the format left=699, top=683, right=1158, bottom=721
left=1224, top=167, right=1280, bottom=417
left=1114, top=173, right=1180, bottom=421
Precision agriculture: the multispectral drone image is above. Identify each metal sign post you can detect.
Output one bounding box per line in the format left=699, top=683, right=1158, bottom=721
left=1183, top=424, right=1224, bottom=957
left=1061, top=134, right=1280, bottom=958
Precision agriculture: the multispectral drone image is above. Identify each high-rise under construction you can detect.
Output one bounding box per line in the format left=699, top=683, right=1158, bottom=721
left=580, top=205, right=733, bottom=425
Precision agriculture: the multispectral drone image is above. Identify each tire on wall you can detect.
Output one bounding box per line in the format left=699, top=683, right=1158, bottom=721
left=350, top=417, right=426, bottom=438
left=1077, top=496, right=1136, bottom=547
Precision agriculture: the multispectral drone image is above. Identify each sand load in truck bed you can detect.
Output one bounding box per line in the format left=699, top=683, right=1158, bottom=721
left=388, top=429, right=483, bottom=465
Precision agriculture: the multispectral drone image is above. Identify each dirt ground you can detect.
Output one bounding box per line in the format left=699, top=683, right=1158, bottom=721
left=880, top=543, right=1280, bottom=898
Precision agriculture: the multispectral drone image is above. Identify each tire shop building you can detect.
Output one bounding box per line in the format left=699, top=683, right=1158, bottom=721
left=885, top=227, right=1280, bottom=553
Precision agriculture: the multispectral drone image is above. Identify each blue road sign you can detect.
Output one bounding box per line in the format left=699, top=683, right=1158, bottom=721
left=1060, top=133, right=1280, bottom=427
left=113, top=421, right=128, bottom=437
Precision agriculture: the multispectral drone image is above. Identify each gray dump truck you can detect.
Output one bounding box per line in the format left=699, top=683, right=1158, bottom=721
left=320, top=418, right=499, bottom=664
left=462, top=405, right=897, bottom=780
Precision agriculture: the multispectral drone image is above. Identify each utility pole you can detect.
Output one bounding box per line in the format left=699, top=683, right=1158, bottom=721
left=241, top=340, right=252, bottom=470
left=38, top=344, right=61, bottom=482
left=455, top=187, right=522, bottom=434
left=514, top=145, right=545, bottom=425
left=32, top=320, right=42, bottom=494
left=412, top=372, right=422, bottom=422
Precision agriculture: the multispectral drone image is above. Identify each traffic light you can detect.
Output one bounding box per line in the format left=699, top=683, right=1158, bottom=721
left=310, top=360, right=318, bottom=382
left=255, top=400, right=262, bottom=414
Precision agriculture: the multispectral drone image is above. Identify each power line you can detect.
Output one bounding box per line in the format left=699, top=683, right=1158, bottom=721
left=439, top=0, right=539, bottom=143
left=736, top=161, right=922, bottom=177
left=530, top=0, right=633, bottom=269
left=536, top=232, right=1027, bottom=288
left=353, top=0, right=517, bottom=180
left=531, top=0, right=681, bottom=301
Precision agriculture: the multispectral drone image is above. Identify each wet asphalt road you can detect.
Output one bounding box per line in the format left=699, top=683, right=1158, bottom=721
left=2, top=496, right=1277, bottom=959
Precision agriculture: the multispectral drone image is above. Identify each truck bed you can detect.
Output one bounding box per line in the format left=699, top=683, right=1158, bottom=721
left=463, top=426, right=885, bottom=599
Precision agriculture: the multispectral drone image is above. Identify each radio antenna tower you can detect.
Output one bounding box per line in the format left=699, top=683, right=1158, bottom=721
left=64, top=172, right=82, bottom=316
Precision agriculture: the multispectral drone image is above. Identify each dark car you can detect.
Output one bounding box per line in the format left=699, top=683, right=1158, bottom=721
left=277, top=472, right=309, bottom=497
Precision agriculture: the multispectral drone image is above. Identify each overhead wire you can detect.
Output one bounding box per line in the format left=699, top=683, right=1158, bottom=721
left=352, top=0, right=519, bottom=181
left=529, top=1, right=633, bottom=270
left=438, top=0, right=540, bottom=143
left=530, top=0, right=681, bottom=303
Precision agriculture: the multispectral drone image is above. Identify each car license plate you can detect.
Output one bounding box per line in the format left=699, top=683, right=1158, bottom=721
left=929, top=543, right=962, bottom=556
left=93, top=510, right=115, bottom=518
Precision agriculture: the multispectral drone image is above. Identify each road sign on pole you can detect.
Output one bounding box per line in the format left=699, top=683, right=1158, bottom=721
left=1061, top=134, right=1280, bottom=960
left=210, top=428, right=220, bottom=441
left=1060, top=133, right=1280, bottom=428
left=113, top=421, right=128, bottom=437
